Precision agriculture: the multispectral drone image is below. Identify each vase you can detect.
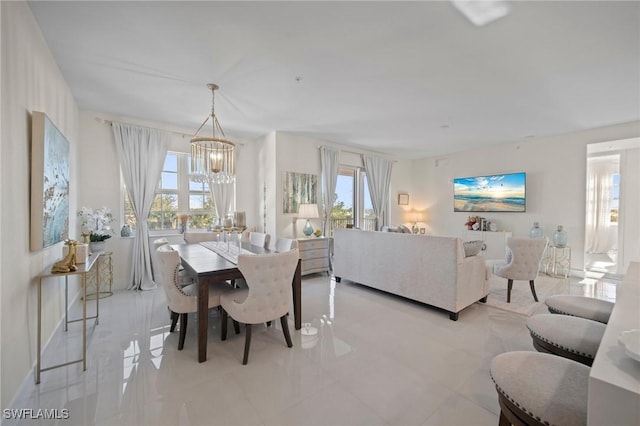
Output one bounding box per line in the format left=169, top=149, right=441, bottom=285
left=90, top=241, right=106, bottom=253
left=530, top=222, right=544, bottom=238
left=553, top=225, right=567, bottom=247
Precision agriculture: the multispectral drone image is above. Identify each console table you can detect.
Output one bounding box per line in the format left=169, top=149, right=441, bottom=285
left=462, top=230, right=511, bottom=260
left=35, top=254, right=101, bottom=384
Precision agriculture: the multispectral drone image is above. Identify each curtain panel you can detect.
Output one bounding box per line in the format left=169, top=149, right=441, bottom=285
left=320, top=146, right=339, bottom=236
left=112, top=123, right=169, bottom=290
left=363, top=155, right=393, bottom=230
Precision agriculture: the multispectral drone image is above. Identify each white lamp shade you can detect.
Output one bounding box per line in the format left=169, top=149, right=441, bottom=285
left=298, top=203, right=319, bottom=219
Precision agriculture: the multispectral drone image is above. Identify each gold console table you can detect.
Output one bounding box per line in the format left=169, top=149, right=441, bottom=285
left=35, top=253, right=101, bottom=384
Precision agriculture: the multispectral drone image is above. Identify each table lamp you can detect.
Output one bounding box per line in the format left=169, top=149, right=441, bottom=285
left=298, top=204, right=319, bottom=237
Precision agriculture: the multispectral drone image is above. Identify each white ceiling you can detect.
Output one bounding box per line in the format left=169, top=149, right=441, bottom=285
left=28, top=1, right=640, bottom=159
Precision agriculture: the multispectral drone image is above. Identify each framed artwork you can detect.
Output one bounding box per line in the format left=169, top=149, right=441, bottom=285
left=283, top=172, right=317, bottom=213
left=30, top=111, right=70, bottom=250
left=398, top=193, right=409, bottom=205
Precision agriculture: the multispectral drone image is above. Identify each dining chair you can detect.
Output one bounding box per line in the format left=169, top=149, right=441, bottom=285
left=153, top=237, right=193, bottom=286
left=183, top=231, right=219, bottom=244
left=492, top=237, right=549, bottom=303
left=220, top=249, right=299, bottom=364
left=274, top=237, right=298, bottom=252
left=156, top=244, right=233, bottom=350
left=249, top=232, right=271, bottom=248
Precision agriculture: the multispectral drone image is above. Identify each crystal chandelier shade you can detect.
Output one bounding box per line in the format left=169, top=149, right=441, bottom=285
left=190, top=84, right=235, bottom=184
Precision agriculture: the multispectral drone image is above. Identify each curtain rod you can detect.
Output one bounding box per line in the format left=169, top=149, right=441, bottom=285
left=318, top=145, right=398, bottom=162
left=99, top=117, right=244, bottom=145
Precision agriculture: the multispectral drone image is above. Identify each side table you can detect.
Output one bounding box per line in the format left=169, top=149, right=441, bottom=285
left=544, top=245, right=571, bottom=278
left=85, top=251, right=113, bottom=299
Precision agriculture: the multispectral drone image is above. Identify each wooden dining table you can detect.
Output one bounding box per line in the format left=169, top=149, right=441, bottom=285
left=172, top=242, right=302, bottom=362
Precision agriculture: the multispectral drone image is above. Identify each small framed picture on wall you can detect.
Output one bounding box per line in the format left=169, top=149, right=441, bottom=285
left=398, top=193, right=409, bottom=205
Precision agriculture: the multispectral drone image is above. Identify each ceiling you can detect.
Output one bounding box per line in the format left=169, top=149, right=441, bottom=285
left=28, top=1, right=640, bottom=159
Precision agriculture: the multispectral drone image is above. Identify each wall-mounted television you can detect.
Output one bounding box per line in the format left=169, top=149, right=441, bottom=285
left=453, top=172, right=526, bottom=212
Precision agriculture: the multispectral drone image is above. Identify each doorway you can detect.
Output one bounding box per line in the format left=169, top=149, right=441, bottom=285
left=585, top=138, right=640, bottom=275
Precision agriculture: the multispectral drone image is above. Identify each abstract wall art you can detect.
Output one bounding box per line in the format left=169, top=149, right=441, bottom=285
left=30, top=111, right=70, bottom=250
left=283, top=172, right=317, bottom=214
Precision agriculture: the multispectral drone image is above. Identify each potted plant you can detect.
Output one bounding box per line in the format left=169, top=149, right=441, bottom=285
left=78, top=206, right=114, bottom=252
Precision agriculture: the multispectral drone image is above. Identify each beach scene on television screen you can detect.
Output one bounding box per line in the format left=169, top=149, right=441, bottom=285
left=454, top=173, right=525, bottom=212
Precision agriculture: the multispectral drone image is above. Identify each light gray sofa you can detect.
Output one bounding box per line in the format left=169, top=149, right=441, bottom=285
left=333, top=229, right=488, bottom=320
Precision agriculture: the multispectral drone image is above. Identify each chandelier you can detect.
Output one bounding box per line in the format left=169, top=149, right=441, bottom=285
left=190, top=83, right=235, bottom=184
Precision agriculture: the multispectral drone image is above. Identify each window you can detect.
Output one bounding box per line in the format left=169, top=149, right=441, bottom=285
left=329, top=167, right=374, bottom=235
left=610, top=173, right=620, bottom=224
left=123, top=152, right=218, bottom=233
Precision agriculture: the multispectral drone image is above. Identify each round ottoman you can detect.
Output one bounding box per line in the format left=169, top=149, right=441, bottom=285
left=490, top=351, right=589, bottom=426
left=526, top=313, right=605, bottom=366
left=545, top=295, right=613, bottom=324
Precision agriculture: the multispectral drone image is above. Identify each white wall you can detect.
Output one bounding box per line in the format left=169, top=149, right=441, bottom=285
left=270, top=132, right=413, bottom=238
left=415, top=121, right=640, bottom=273
left=1, top=1, right=79, bottom=408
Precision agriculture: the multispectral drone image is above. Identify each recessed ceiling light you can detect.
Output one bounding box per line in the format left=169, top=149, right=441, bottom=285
left=440, top=124, right=450, bottom=129
left=452, top=1, right=511, bottom=27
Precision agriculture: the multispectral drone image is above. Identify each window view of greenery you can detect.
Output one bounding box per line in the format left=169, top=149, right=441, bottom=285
left=330, top=169, right=374, bottom=235
left=123, top=152, right=217, bottom=233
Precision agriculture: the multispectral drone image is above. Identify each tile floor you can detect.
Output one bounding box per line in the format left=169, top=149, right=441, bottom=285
left=7, top=273, right=617, bottom=426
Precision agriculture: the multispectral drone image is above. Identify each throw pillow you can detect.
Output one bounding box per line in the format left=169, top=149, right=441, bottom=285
left=463, top=240, right=486, bottom=257
left=397, top=224, right=412, bottom=234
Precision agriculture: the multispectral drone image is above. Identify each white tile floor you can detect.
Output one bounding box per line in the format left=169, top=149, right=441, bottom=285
left=8, top=273, right=617, bottom=426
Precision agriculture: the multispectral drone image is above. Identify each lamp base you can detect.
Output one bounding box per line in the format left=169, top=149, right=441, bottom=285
left=303, top=219, right=314, bottom=237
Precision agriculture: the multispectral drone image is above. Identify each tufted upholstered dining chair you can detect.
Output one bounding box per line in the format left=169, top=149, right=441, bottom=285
left=153, top=237, right=193, bottom=287
left=156, top=244, right=233, bottom=350
left=248, top=231, right=271, bottom=248
left=274, top=237, right=298, bottom=253
left=492, top=237, right=548, bottom=303
left=220, top=249, right=299, bottom=364
left=183, top=231, right=219, bottom=244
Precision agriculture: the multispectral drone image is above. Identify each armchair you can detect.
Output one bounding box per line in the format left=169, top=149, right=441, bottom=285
left=493, top=237, right=548, bottom=303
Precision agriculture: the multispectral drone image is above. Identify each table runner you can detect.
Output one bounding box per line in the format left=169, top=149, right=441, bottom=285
left=200, top=241, right=255, bottom=264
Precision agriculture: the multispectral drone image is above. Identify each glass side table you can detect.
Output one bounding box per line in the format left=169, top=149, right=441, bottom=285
left=85, top=251, right=113, bottom=299
left=543, top=245, right=571, bottom=278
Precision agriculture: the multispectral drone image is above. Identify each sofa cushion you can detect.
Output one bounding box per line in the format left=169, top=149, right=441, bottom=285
left=463, top=240, right=485, bottom=257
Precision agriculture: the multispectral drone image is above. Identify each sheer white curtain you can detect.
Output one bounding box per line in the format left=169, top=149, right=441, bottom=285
left=585, top=155, right=618, bottom=254
left=210, top=178, right=234, bottom=223
left=320, top=146, right=339, bottom=236
left=113, top=123, right=169, bottom=290
left=363, top=155, right=393, bottom=230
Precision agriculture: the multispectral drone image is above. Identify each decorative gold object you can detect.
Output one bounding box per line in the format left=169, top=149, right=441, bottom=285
left=51, top=240, right=78, bottom=273
left=190, top=83, right=235, bottom=184
left=81, top=232, right=91, bottom=244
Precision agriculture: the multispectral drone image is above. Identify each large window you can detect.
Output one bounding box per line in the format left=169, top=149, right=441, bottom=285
left=123, top=152, right=218, bottom=233
left=329, top=167, right=374, bottom=235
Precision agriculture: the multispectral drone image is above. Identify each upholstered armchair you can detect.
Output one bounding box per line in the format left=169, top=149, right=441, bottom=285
left=220, top=249, right=299, bottom=364
left=493, top=237, right=548, bottom=303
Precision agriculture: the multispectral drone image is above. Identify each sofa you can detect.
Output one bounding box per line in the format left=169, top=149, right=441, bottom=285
left=333, top=229, right=488, bottom=320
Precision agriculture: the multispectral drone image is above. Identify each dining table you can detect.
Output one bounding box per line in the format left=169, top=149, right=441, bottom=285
left=172, top=241, right=302, bottom=362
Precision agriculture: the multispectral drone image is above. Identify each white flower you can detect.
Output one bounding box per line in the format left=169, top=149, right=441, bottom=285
left=78, top=206, right=115, bottom=241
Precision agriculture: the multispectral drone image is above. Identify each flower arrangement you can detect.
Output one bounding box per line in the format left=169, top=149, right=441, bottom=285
left=78, top=207, right=115, bottom=242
